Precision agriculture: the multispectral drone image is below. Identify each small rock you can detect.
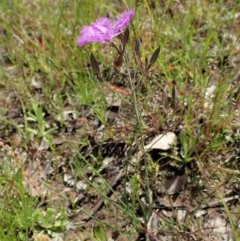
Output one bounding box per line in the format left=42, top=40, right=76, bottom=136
left=144, top=132, right=177, bottom=151
left=76, top=181, right=87, bottom=191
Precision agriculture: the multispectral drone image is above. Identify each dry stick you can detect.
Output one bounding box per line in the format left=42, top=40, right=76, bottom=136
left=83, top=169, right=124, bottom=222
left=192, top=195, right=239, bottom=211
left=152, top=195, right=239, bottom=213
left=133, top=150, right=239, bottom=213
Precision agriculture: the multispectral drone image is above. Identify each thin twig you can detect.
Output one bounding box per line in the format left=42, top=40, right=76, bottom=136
left=83, top=169, right=124, bottom=222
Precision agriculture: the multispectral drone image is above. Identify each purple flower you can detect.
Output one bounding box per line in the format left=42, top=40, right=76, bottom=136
left=112, top=9, right=134, bottom=35
left=77, top=9, right=134, bottom=46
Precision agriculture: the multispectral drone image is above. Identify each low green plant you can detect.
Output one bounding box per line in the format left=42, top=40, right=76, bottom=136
left=0, top=165, right=37, bottom=241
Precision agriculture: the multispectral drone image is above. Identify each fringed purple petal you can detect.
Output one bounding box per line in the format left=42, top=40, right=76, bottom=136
left=92, top=18, right=112, bottom=32
left=76, top=9, right=134, bottom=46
left=112, top=9, right=134, bottom=35
left=76, top=18, right=113, bottom=46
